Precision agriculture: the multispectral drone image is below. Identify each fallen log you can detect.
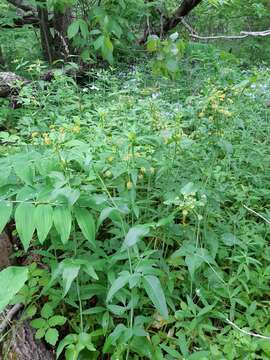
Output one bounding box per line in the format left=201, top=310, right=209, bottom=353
left=0, top=72, right=30, bottom=97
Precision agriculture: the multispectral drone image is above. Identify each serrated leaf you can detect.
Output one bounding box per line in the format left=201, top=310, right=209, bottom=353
left=45, top=327, right=59, bottom=346
left=142, top=275, right=168, bottom=319
left=74, top=207, right=96, bottom=246
left=106, top=271, right=130, bottom=302
left=49, top=315, right=67, bottom=327
left=0, top=201, right=12, bottom=233
left=15, top=202, right=36, bottom=251
left=123, top=225, right=149, bottom=249
left=35, top=204, right=53, bottom=244
left=41, top=303, right=53, bottom=319
left=0, top=266, right=28, bottom=312
left=53, top=206, right=71, bottom=244
left=31, top=318, right=48, bottom=329
left=35, top=327, right=46, bottom=339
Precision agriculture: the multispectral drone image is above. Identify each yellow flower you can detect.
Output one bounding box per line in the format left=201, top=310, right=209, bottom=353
left=44, top=136, right=52, bottom=145
left=140, top=167, right=146, bottom=174
left=107, top=156, right=114, bottom=163
left=150, top=167, right=155, bottom=174
left=105, top=170, right=112, bottom=178
left=72, top=125, right=80, bottom=133
left=127, top=181, right=133, bottom=190
left=31, top=132, right=38, bottom=138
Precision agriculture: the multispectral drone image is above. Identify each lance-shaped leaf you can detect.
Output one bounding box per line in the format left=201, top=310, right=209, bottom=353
left=0, top=201, right=12, bottom=233
left=106, top=271, right=130, bottom=302
left=122, top=225, right=149, bottom=249
left=15, top=202, right=35, bottom=251
left=142, top=275, right=168, bottom=320
left=74, top=207, right=96, bottom=246
left=35, top=204, right=53, bottom=244
left=53, top=206, right=72, bottom=244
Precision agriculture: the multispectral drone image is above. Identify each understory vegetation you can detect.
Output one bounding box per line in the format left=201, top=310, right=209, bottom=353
left=0, top=0, right=270, bottom=359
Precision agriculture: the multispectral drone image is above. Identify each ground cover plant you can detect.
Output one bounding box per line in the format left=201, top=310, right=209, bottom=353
left=1, top=0, right=270, bottom=359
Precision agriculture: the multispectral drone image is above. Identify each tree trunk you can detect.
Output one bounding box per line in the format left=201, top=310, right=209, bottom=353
left=37, top=1, right=55, bottom=64
left=139, top=0, right=203, bottom=43
left=52, top=8, right=72, bottom=61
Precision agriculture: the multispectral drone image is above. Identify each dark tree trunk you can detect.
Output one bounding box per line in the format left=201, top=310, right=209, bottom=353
left=37, top=1, right=55, bottom=63
left=139, top=0, right=203, bottom=43
left=53, top=8, right=72, bottom=61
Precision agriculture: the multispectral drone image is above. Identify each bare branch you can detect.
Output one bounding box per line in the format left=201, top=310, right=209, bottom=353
left=181, top=19, right=270, bottom=40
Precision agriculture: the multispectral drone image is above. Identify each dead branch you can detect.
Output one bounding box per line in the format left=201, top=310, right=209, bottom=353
left=0, top=304, right=23, bottom=335
left=181, top=19, right=270, bottom=40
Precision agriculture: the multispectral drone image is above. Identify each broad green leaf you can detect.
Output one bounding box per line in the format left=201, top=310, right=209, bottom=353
left=67, top=20, right=80, bottom=39
left=147, top=36, right=159, bottom=52
left=0, top=266, right=28, bottom=312
left=123, top=225, right=149, bottom=249
left=31, top=318, right=48, bottom=329
left=49, top=315, right=67, bottom=327
left=142, top=275, right=168, bottom=319
left=97, top=207, right=122, bottom=228
left=53, top=206, right=72, bottom=244
left=62, top=261, right=80, bottom=296
left=13, top=161, right=34, bottom=185
left=74, top=207, right=96, bottom=246
left=35, top=204, right=53, bottom=244
left=57, top=334, right=78, bottom=358
left=78, top=19, right=88, bottom=39
left=0, top=201, right=12, bottom=233
left=15, top=202, right=36, bottom=251
left=45, top=327, right=59, bottom=346
left=106, top=271, right=130, bottom=302
left=41, top=303, right=53, bottom=319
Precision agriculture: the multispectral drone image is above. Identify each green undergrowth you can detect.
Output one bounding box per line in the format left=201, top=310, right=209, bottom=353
left=1, top=46, right=270, bottom=359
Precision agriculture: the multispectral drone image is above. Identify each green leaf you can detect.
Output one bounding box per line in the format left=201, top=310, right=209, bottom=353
left=74, top=207, right=96, bottom=246
left=57, top=334, right=78, bottom=358
left=222, top=233, right=239, bottom=246
left=41, top=303, right=53, bottom=319
left=101, top=36, right=114, bottom=64
left=13, top=161, right=34, bottom=185
left=62, top=261, right=80, bottom=296
left=147, top=36, right=159, bottom=52
left=49, top=315, right=67, bottom=327
left=0, top=266, right=28, bottom=312
left=35, top=327, right=46, bottom=339
left=35, top=204, right=53, bottom=244
left=97, top=207, right=122, bottom=228
left=106, top=271, right=130, bottom=302
left=45, top=327, right=59, bottom=346
left=53, top=206, right=72, bottom=244
left=15, top=202, right=36, bottom=251
left=78, top=19, right=88, bottom=39
left=31, top=318, right=48, bottom=329
left=123, top=225, right=149, bottom=249
left=142, top=275, right=168, bottom=320
left=0, top=201, right=12, bottom=233
left=67, top=20, right=80, bottom=39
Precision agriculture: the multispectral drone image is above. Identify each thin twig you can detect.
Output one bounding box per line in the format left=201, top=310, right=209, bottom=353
left=0, top=304, right=23, bottom=335
left=181, top=19, right=270, bottom=40
left=226, top=319, right=270, bottom=340
left=243, top=205, right=270, bottom=225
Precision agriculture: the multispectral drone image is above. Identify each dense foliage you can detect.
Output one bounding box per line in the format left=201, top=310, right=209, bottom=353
left=0, top=0, right=270, bottom=359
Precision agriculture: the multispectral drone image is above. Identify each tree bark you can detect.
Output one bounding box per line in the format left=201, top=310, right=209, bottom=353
left=139, top=0, right=203, bottom=43
left=37, top=1, right=55, bottom=63
left=53, top=8, right=72, bottom=60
